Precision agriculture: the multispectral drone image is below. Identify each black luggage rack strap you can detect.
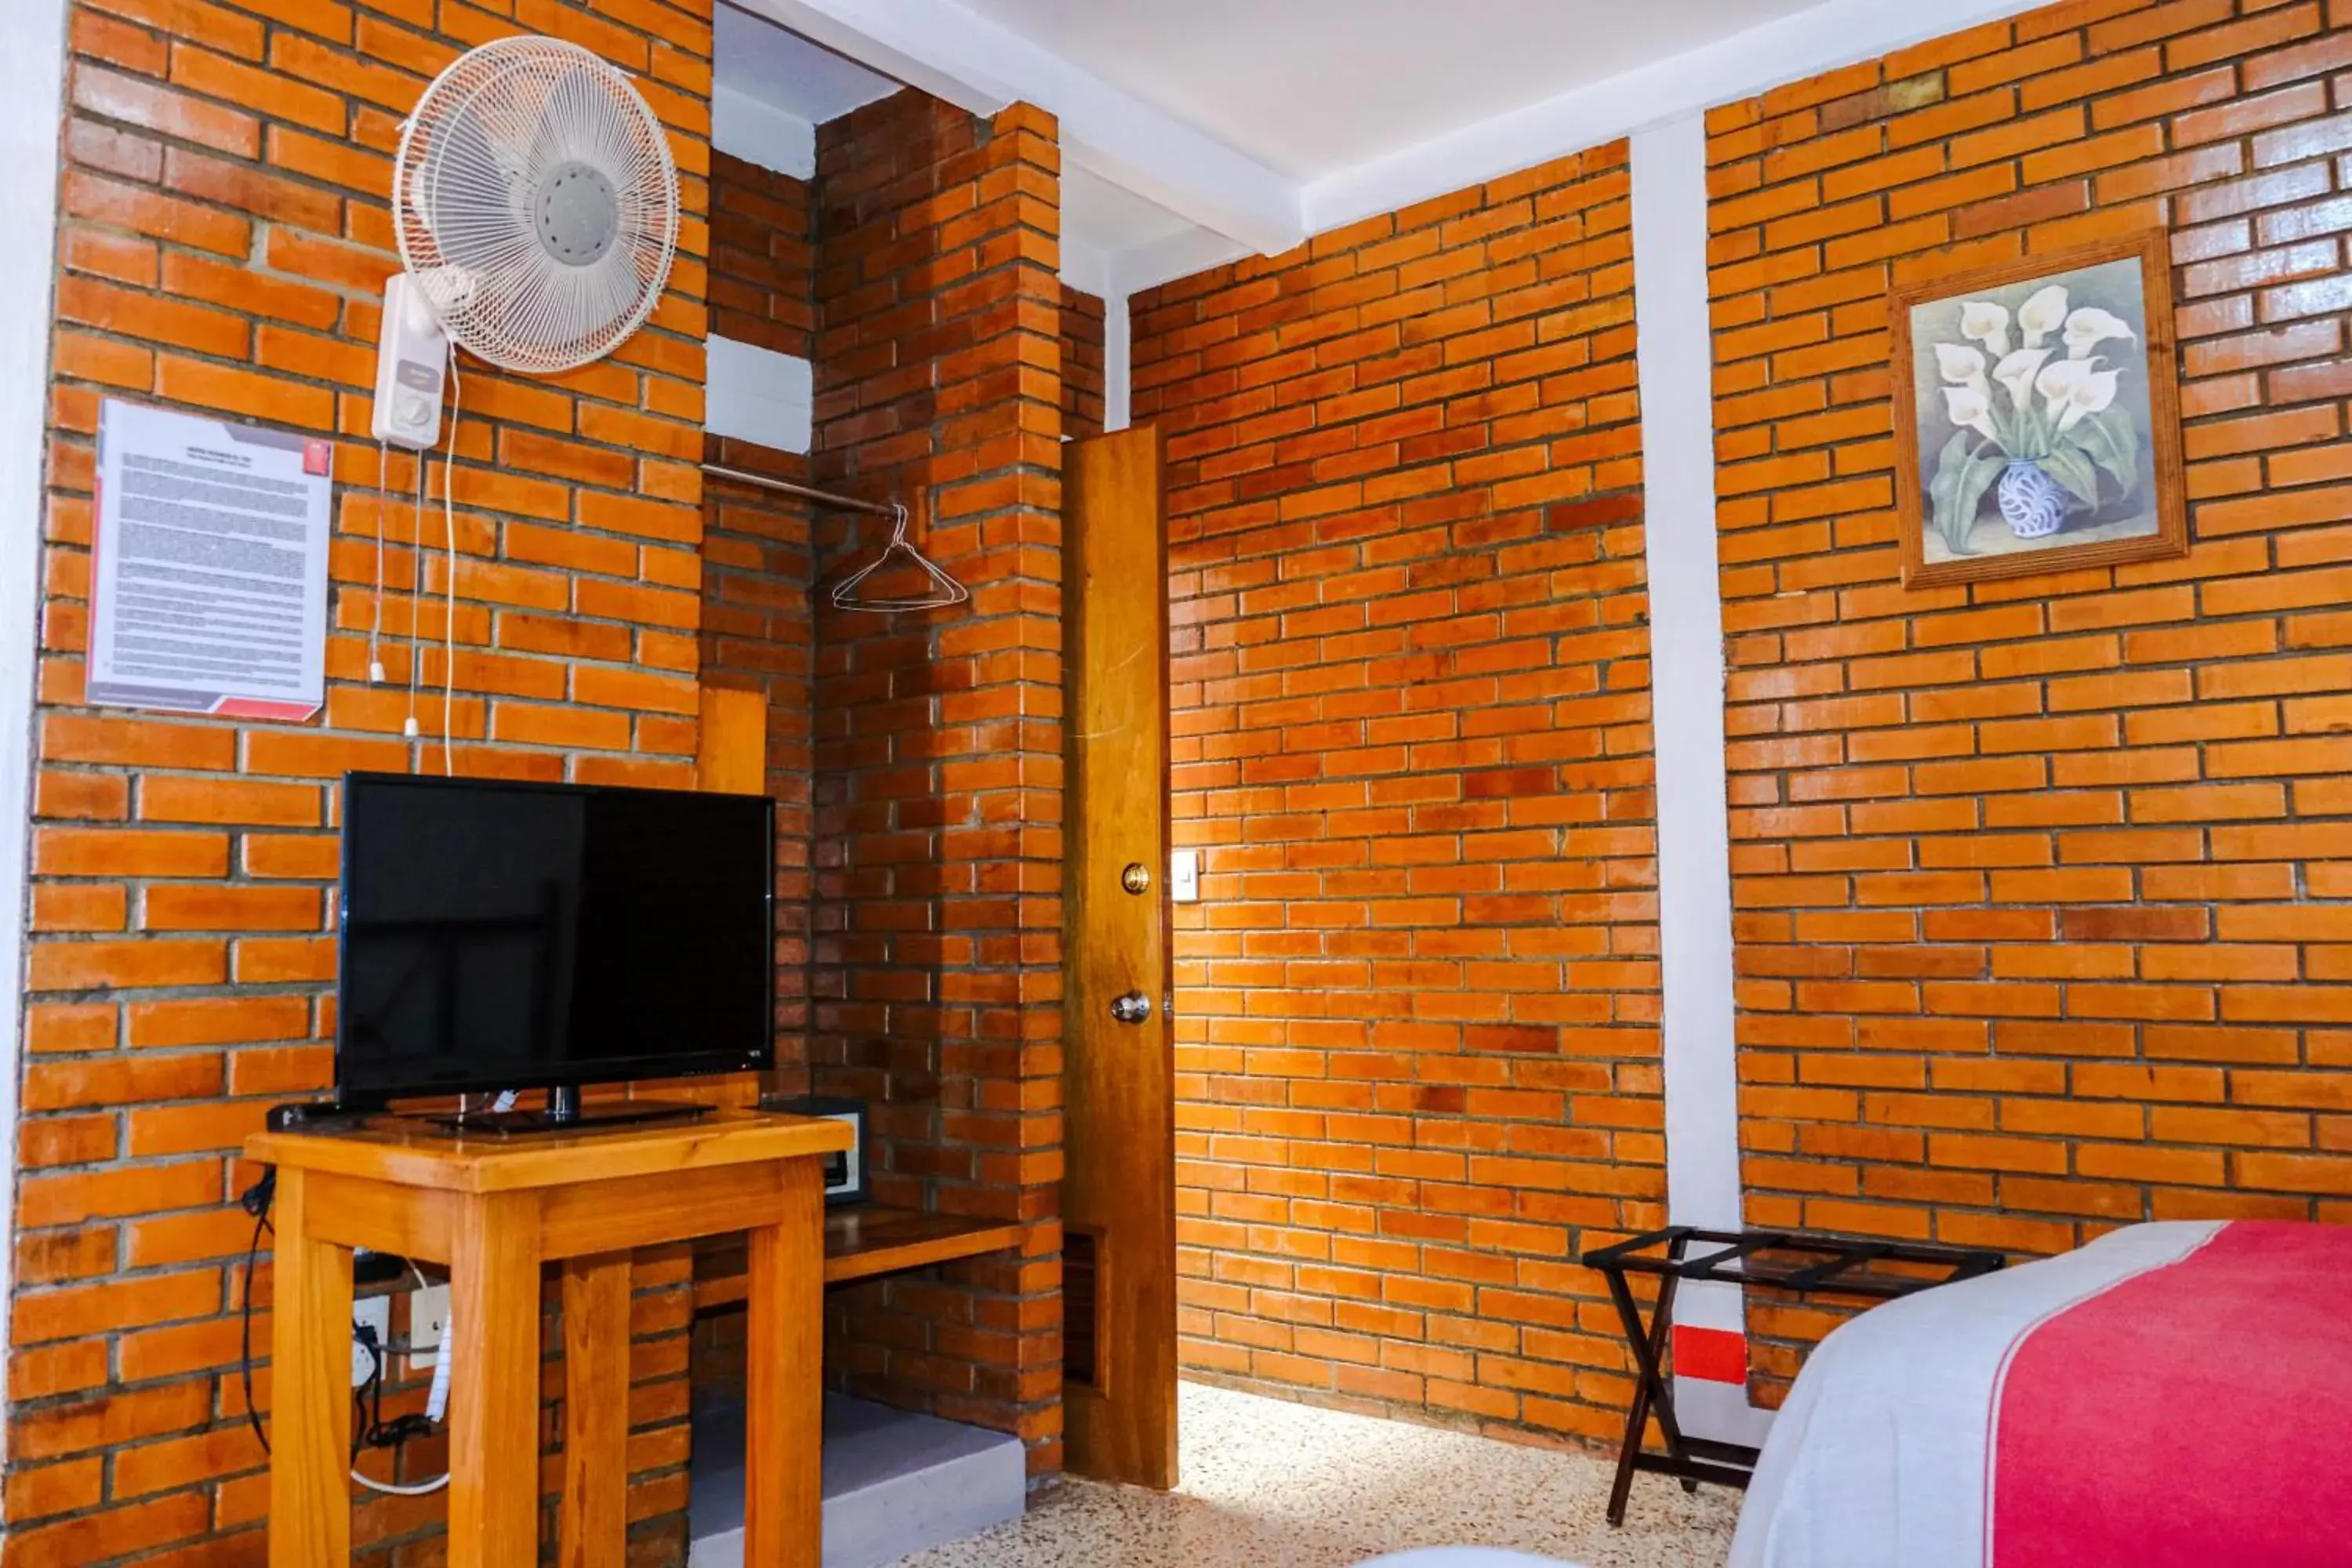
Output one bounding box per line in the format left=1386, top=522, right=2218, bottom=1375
left=1582, top=1225, right=2004, bottom=1526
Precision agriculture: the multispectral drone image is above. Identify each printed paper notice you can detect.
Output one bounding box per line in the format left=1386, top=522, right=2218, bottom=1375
left=89, top=398, right=332, bottom=720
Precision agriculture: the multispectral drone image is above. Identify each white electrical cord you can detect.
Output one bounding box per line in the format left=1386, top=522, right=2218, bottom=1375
left=368, top=438, right=390, bottom=684
left=440, top=343, right=463, bottom=778
left=408, top=1259, right=454, bottom=1424
left=426, top=1316, right=454, bottom=1425
left=351, top=1463, right=451, bottom=1497
left=404, top=455, right=426, bottom=746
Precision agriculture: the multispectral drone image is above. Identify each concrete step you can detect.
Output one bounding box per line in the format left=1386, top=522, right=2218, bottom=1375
left=689, top=1395, right=1025, bottom=1568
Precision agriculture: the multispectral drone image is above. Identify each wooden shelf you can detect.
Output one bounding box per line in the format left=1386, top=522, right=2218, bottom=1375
left=693, top=1204, right=1024, bottom=1310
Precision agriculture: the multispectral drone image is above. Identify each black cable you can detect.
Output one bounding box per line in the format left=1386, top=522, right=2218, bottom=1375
left=240, top=1166, right=437, bottom=1468
left=367, top=1412, right=437, bottom=1450
left=239, top=1168, right=277, bottom=1457
left=352, top=1331, right=379, bottom=1461
left=355, top=1334, right=430, bottom=1450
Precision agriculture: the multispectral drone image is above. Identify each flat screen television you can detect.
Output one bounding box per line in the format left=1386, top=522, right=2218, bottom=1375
left=337, top=772, right=774, bottom=1124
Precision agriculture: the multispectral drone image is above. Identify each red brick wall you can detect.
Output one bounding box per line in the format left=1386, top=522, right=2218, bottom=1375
left=807, top=90, right=1067, bottom=1473
left=1707, top=0, right=2352, bottom=1398
left=702, top=452, right=817, bottom=1091
left=1060, top=284, right=1106, bottom=440
left=1131, top=143, right=1664, bottom=1446
left=703, top=151, right=818, bottom=1091
left=10, top=1, right=715, bottom=1560
left=710, top=151, right=817, bottom=361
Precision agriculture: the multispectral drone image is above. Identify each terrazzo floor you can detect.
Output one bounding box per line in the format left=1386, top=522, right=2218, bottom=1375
left=895, top=1381, right=1740, bottom=1568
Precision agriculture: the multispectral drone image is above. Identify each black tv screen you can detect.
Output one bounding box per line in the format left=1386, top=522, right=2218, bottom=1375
left=337, top=773, right=774, bottom=1100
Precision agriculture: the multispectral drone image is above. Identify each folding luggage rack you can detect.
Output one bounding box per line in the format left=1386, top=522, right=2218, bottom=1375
left=1581, top=1225, right=2005, bottom=1525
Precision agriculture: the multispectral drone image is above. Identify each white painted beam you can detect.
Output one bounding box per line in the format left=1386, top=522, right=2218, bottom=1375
left=713, top=84, right=817, bottom=179
left=1305, top=0, right=2053, bottom=234
left=1110, top=227, right=1248, bottom=303
left=732, top=0, right=1303, bottom=256
left=0, top=0, right=71, bottom=1476
left=1634, top=114, right=1766, bottom=1448
left=730, top=0, right=1014, bottom=118
left=1060, top=234, right=1111, bottom=301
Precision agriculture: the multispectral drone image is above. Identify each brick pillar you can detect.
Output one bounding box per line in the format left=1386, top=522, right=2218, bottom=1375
left=1060, top=285, right=1106, bottom=440
left=809, top=91, right=1067, bottom=1475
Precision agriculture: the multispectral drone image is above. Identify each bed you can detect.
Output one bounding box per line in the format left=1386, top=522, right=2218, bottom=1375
left=1727, top=1221, right=2352, bottom=1568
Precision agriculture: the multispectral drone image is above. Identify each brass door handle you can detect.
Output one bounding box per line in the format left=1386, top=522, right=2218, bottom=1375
left=1109, top=991, right=1152, bottom=1025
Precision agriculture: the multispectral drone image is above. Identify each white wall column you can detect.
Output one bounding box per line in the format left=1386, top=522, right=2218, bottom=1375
left=1632, top=113, right=1768, bottom=1446
left=1104, top=293, right=1132, bottom=434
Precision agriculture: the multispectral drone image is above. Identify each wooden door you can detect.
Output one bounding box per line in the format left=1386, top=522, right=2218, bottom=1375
left=1062, top=424, right=1178, bottom=1489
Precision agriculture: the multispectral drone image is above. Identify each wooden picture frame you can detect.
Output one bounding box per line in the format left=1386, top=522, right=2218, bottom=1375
left=1892, top=231, right=2189, bottom=588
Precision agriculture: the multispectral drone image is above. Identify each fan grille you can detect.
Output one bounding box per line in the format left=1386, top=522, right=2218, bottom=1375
left=394, top=36, right=680, bottom=375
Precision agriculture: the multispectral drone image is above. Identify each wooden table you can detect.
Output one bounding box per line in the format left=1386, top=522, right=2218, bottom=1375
left=248, top=1109, right=853, bottom=1568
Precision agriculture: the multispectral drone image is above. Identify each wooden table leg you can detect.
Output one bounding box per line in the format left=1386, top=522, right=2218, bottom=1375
left=448, top=1189, right=543, bottom=1568
left=744, top=1160, right=826, bottom=1568
left=557, top=1252, right=633, bottom=1568
left=269, top=1167, right=352, bottom=1568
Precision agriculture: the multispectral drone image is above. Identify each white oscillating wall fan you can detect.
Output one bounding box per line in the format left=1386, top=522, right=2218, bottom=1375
left=371, top=34, right=680, bottom=447
left=360, top=35, right=679, bottom=748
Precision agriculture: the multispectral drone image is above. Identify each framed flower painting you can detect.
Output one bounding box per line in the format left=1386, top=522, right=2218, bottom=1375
left=1891, top=232, right=2189, bottom=587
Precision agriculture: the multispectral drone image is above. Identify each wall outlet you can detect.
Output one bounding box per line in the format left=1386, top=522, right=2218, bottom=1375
left=353, top=1296, right=391, bottom=1389
left=407, top=1282, right=451, bottom=1377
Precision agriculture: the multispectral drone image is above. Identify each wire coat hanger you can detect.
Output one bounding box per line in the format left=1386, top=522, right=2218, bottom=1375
left=830, top=503, right=970, bottom=613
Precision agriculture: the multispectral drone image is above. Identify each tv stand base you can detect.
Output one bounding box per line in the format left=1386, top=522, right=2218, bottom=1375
left=425, top=1098, right=713, bottom=1136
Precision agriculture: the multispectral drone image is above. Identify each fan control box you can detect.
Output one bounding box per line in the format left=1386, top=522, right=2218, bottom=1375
left=371, top=274, right=448, bottom=451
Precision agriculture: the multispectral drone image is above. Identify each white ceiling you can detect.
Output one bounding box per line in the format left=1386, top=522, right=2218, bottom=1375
left=715, top=0, right=2049, bottom=296
left=713, top=5, right=1201, bottom=291
left=953, top=0, right=1824, bottom=180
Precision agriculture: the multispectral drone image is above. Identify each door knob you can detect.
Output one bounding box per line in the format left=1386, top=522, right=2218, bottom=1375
left=1110, top=991, right=1152, bottom=1024
left=1120, top=862, right=1151, bottom=895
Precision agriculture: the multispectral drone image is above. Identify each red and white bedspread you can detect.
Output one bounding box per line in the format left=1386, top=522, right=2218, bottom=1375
left=1728, top=1221, right=2352, bottom=1568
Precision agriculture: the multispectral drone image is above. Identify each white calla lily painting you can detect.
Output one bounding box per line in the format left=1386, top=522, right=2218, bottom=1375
left=1894, top=238, right=2187, bottom=586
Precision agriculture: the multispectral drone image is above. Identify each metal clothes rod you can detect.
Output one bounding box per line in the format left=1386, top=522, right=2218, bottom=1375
left=700, top=463, right=899, bottom=518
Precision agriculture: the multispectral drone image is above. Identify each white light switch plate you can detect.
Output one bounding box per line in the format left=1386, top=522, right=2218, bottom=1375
left=1171, top=850, right=1200, bottom=902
